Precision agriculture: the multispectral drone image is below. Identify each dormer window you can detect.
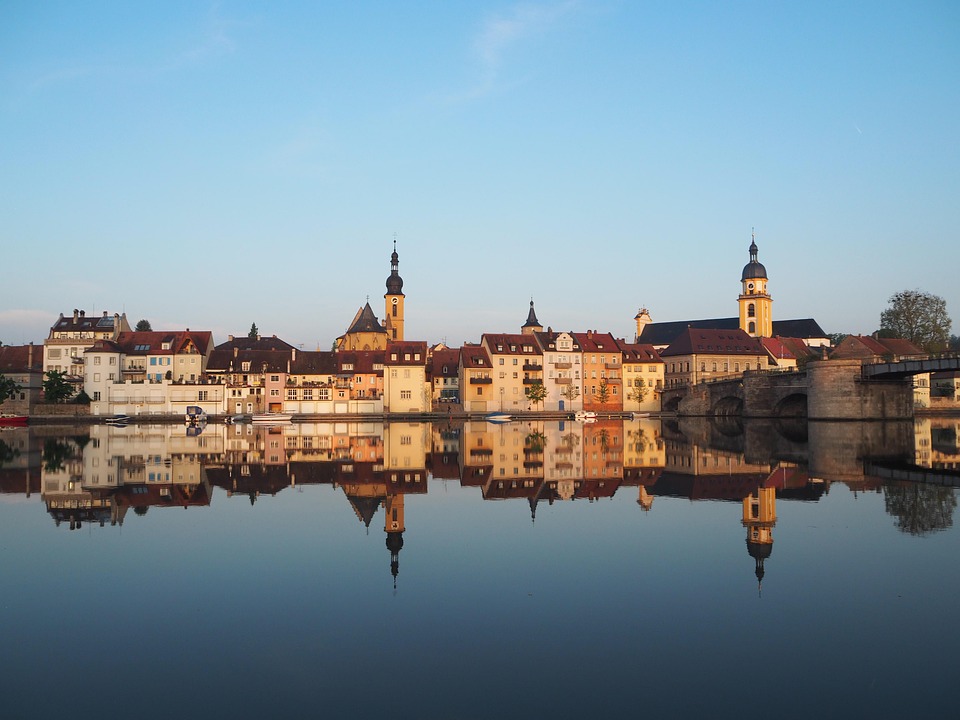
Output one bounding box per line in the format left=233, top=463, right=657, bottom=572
left=241, top=361, right=251, bottom=372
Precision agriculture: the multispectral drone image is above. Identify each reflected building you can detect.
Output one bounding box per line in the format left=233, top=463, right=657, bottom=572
left=743, top=486, right=777, bottom=595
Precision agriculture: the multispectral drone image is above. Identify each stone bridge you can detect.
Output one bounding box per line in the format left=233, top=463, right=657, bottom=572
left=661, top=356, right=956, bottom=420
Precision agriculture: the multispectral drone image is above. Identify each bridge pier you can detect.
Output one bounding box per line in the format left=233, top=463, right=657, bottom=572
left=807, top=360, right=913, bottom=420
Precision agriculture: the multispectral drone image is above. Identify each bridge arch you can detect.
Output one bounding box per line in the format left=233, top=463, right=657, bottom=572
left=662, top=394, right=682, bottom=413
left=712, top=395, right=743, bottom=416
left=774, top=392, right=807, bottom=418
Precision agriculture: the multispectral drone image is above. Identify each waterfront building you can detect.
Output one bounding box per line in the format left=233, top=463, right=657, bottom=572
left=334, top=350, right=385, bottom=413
left=535, top=330, right=583, bottom=412
left=206, top=334, right=296, bottom=415
left=617, top=341, right=664, bottom=413
left=284, top=351, right=337, bottom=414
left=572, top=331, right=623, bottom=412
left=383, top=341, right=429, bottom=413
left=0, top=343, right=43, bottom=414
left=660, top=328, right=767, bottom=388
left=43, top=309, right=131, bottom=385
left=460, top=345, right=493, bottom=412
left=480, top=333, right=543, bottom=413
left=83, top=330, right=217, bottom=417
left=427, top=346, right=460, bottom=404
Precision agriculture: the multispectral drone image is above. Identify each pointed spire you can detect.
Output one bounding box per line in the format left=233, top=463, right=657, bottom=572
left=386, top=236, right=404, bottom=295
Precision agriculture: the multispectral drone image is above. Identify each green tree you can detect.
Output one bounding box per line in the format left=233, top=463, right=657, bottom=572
left=627, top=378, right=647, bottom=407
left=135, top=319, right=152, bottom=331
left=561, top=382, right=580, bottom=406
left=827, top=333, right=848, bottom=347
left=524, top=380, right=547, bottom=411
left=884, top=483, right=956, bottom=536
left=0, top=374, right=22, bottom=404
left=595, top=379, right=610, bottom=408
left=249, top=323, right=260, bottom=339
left=879, top=289, right=952, bottom=352
left=43, top=370, right=74, bottom=404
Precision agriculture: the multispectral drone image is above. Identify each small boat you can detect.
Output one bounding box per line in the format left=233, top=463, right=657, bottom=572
left=224, top=414, right=250, bottom=425
left=252, top=413, right=292, bottom=424
left=105, top=414, right=131, bottom=425
left=574, top=411, right=597, bottom=422
left=485, top=412, right=512, bottom=424
left=0, top=414, right=28, bottom=427
left=631, top=412, right=651, bottom=419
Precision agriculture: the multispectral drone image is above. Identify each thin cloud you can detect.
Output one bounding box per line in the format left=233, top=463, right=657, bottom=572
left=451, top=1, right=579, bottom=102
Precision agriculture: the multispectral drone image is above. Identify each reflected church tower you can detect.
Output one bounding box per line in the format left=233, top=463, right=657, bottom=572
left=742, top=486, right=777, bottom=595
left=385, top=494, right=405, bottom=589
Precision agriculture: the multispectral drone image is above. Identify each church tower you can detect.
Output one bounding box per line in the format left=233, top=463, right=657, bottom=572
left=738, top=232, right=773, bottom=338
left=742, top=486, right=777, bottom=596
left=384, top=239, right=405, bottom=341
left=521, top=299, right=542, bottom=335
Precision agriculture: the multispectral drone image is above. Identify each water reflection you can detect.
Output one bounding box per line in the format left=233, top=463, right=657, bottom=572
left=3, top=417, right=959, bottom=581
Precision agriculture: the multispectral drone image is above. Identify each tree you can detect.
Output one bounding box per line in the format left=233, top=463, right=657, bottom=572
left=561, top=382, right=580, bottom=406
left=249, top=323, right=259, bottom=339
left=879, top=290, right=952, bottom=352
left=43, top=370, right=74, bottom=404
left=135, top=319, right=152, bottom=331
left=0, top=374, right=22, bottom=404
left=884, top=483, right=956, bottom=536
left=595, top=379, right=611, bottom=408
left=827, top=333, right=848, bottom=347
left=627, top=378, right=647, bottom=407
left=524, top=381, right=547, bottom=411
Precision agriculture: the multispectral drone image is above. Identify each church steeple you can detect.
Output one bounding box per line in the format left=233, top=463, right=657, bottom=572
left=384, top=237, right=405, bottom=341
left=738, top=230, right=773, bottom=338
left=521, top=298, right=542, bottom=335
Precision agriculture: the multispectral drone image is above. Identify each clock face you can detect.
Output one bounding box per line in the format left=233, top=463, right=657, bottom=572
left=392, top=297, right=398, bottom=304
left=747, top=282, right=755, bottom=291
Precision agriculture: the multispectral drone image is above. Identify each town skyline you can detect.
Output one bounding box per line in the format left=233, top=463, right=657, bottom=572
left=2, top=2, right=958, bottom=346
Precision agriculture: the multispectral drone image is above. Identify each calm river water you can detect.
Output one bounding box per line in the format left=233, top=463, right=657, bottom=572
left=1, top=416, right=958, bottom=719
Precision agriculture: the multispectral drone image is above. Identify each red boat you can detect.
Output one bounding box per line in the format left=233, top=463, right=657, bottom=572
left=0, top=414, right=28, bottom=427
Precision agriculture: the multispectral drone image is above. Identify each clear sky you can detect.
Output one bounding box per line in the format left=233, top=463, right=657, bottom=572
left=2, top=1, right=958, bottom=349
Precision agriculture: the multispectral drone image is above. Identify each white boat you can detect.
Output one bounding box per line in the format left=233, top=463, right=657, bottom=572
left=574, top=411, right=597, bottom=422
left=484, top=412, right=512, bottom=424
left=252, top=413, right=292, bottom=423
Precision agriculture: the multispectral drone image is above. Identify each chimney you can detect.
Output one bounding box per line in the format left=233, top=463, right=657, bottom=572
left=80, top=310, right=85, bottom=317
left=28, top=343, right=33, bottom=367
left=234, top=347, right=239, bottom=358
left=228, top=335, right=234, bottom=342
left=103, top=311, right=108, bottom=317
left=73, top=309, right=79, bottom=321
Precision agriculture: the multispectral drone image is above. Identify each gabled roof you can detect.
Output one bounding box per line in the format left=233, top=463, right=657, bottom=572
left=660, top=328, right=765, bottom=357
left=533, top=330, right=581, bottom=353
left=114, top=330, right=214, bottom=356
left=290, top=351, right=337, bottom=376
left=206, top=348, right=293, bottom=373
left=0, top=344, right=43, bottom=372
left=347, top=303, right=387, bottom=335
left=460, top=344, right=492, bottom=369
left=385, top=341, right=428, bottom=365
left=336, top=350, right=385, bottom=374
left=761, top=337, right=796, bottom=361
left=216, top=335, right=296, bottom=352
left=481, top=333, right=541, bottom=356
left=831, top=335, right=925, bottom=360
left=428, top=348, right=461, bottom=378
left=572, top=331, right=620, bottom=354
left=49, top=310, right=123, bottom=335
left=616, top=340, right=663, bottom=364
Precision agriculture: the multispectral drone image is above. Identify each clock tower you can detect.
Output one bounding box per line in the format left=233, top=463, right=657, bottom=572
left=738, top=232, right=773, bottom=338
left=384, top=239, right=405, bottom=341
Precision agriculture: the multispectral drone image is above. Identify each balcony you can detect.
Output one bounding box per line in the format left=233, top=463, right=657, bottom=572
left=554, top=377, right=572, bottom=384
left=554, top=362, right=572, bottom=369
left=470, top=447, right=493, bottom=456
left=605, top=361, right=620, bottom=369
left=523, top=363, right=543, bottom=372
left=469, top=377, right=493, bottom=385
left=522, top=378, right=540, bottom=385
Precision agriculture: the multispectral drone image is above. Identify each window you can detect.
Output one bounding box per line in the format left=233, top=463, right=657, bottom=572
left=93, top=391, right=101, bottom=401
left=400, top=390, right=412, bottom=399
left=241, top=361, right=251, bottom=371
left=270, top=375, right=279, bottom=382
left=94, top=356, right=101, bottom=366
left=198, top=391, right=208, bottom=401
left=748, top=303, right=756, bottom=318
left=94, top=373, right=101, bottom=382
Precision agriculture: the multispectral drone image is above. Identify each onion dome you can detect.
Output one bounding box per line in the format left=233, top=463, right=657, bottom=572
left=741, top=235, right=767, bottom=281
left=386, top=242, right=404, bottom=295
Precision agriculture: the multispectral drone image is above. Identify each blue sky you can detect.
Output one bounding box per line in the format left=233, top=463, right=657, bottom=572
left=2, top=1, right=958, bottom=349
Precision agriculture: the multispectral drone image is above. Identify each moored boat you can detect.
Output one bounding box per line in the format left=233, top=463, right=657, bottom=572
left=252, top=413, right=292, bottom=424
left=484, top=412, right=512, bottom=424
left=0, top=414, right=28, bottom=427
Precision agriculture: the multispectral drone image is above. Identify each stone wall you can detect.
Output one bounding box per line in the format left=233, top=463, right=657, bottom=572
left=807, top=359, right=913, bottom=420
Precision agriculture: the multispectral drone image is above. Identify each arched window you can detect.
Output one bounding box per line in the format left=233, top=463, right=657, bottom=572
left=748, top=303, right=756, bottom=318
left=748, top=321, right=756, bottom=334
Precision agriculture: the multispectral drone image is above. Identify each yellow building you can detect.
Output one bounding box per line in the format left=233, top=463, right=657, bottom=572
left=383, top=341, right=429, bottom=413
left=738, top=234, right=773, bottom=338
left=618, top=341, right=664, bottom=413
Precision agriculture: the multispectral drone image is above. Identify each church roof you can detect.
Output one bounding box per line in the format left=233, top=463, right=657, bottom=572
left=347, top=303, right=387, bottom=335
left=638, top=317, right=827, bottom=347
left=522, top=300, right=541, bottom=328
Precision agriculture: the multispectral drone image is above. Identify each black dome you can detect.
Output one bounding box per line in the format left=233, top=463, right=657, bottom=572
left=741, top=239, right=767, bottom=280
